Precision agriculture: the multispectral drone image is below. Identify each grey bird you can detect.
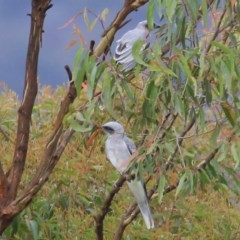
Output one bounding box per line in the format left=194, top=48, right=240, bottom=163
left=101, top=121, right=154, bottom=229
left=114, top=20, right=151, bottom=72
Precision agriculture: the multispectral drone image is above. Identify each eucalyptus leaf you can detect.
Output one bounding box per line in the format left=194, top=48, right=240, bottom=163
left=147, top=0, right=155, bottom=29
left=132, top=40, right=149, bottom=67
left=175, top=172, right=187, bottom=197
left=158, top=175, right=166, bottom=203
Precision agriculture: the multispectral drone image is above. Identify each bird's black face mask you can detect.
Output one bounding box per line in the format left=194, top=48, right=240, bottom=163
left=102, top=126, right=115, bottom=135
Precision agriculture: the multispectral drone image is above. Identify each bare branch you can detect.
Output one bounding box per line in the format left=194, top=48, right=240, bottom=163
left=6, top=0, right=52, bottom=202
left=165, top=117, right=196, bottom=170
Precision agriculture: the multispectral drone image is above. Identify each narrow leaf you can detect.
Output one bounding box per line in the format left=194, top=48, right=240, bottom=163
left=83, top=8, right=90, bottom=27
left=132, top=40, right=148, bottom=67
left=158, top=175, right=166, bottom=203
left=147, top=0, right=155, bottom=29
left=100, top=8, right=109, bottom=21
left=175, top=172, right=187, bottom=197
left=221, top=102, right=236, bottom=126
left=201, top=0, right=208, bottom=27
left=89, top=17, right=98, bottom=32
left=231, top=142, right=240, bottom=169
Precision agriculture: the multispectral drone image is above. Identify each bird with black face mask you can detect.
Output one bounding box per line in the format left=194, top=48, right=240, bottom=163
left=101, top=121, right=154, bottom=229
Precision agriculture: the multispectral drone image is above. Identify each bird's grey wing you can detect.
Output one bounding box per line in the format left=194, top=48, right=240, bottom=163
left=114, top=30, right=142, bottom=63
left=123, top=135, right=136, bottom=155
left=114, top=41, right=133, bottom=64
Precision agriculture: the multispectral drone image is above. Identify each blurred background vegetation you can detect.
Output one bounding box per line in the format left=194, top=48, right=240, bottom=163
left=0, top=84, right=240, bottom=239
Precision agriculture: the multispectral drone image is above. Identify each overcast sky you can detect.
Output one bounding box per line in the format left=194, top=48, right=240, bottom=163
left=0, top=1, right=147, bottom=96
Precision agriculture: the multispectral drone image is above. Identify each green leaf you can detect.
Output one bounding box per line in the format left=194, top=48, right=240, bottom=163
left=89, top=17, right=98, bottom=32
left=101, top=71, right=118, bottom=118
left=87, top=63, right=98, bottom=99
left=210, top=124, right=220, bottom=144
left=25, top=219, right=39, bottom=240
left=198, top=48, right=206, bottom=78
left=206, top=162, right=217, bottom=178
left=174, top=95, right=185, bottom=116
left=231, top=142, right=240, bottom=169
left=72, top=46, right=86, bottom=95
left=132, top=40, right=149, bottom=67
left=102, top=70, right=114, bottom=106
left=143, top=80, right=159, bottom=120
left=186, top=171, right=194, bottom=193
left=199, top=169, right=211, bottom=185
left=175, top=172, right=187, bottom=197
left=149, top=64, right=177, bottom=77
left=165, top=0, right=178, bottom=23
left=185, top=0, right=198, bottom=21
left=201, top=0, right=208, bottom=27
left=179, top=54, right=192, bottom=78
left=67, top=114, right=92, bottom=133
left=75, top=112, right=86, bottom=122
left=75, top=67, right=86, bottom=95
left=156, top=0, right=164, bottom=19
left=211, top=41, right=235, bottom=57
left=83, top=8, right=90, bottom=27
left=221, top=102, right=236, bottom=126
left=73, top=46, right=84, bottom=80
left=203, top=79, right=212, bottom=105
left=121, top=80, right=135, bottom=102
left=73, top=46, right=84, bottom=73
left=147, top=0, right=155, bottom=29
left=198, top=107, right=206, bottom=130
left=158, top=175, right=166, bottom=203
left=71, top=121, right=92, bottom=133
left=100, top=8, right=109, bottom=21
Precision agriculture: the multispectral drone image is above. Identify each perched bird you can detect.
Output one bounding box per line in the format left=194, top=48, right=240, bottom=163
left=101, top=121, right=154, bottom=229
left=114, top=20, right=151, bottom=72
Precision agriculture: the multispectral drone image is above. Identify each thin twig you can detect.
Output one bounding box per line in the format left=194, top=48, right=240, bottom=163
left=165, top=117, right=196, bottom=170
left=196, top=130, right=235, bottom=170
left=205, top=7, right=227, bottom=53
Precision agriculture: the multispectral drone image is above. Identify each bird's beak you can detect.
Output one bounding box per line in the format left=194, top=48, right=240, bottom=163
left=86, top=127, right=103, bottom=148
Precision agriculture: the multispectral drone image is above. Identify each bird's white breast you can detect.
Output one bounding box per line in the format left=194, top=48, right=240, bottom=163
left=105, top=137, right=131, bottom=173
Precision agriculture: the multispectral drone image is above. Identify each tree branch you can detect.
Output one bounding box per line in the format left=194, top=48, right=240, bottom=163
left=0, top=63, right=76, bottom=232
left=94, top=0, right=149, bottom=56
left=0, top=162, right=7, bottom=204
left=6, top=0, right=52, bottom=202
left=165, top=117, right=196, bottom=170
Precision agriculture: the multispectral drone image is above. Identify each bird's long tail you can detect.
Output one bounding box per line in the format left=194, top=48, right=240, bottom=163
left=127, top=180, right=154, bottom=229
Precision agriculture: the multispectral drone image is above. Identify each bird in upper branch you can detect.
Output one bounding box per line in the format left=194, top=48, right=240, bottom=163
left=101, top=121, right=154, bottom=229
left=114, top=20, right=158, bottom=72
